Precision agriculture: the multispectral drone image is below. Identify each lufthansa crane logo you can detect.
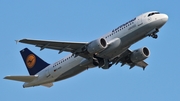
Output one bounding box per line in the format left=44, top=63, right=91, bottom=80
left=26, top=54, right=36, bottom=68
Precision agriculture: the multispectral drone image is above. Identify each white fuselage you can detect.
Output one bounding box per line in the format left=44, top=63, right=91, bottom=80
left=23, top=11, right=168, bottom=87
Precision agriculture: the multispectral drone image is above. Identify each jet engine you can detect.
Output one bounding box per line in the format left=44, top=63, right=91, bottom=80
left=87, top=38, right=107, bottom=54
left=130, top=47, right=150, bottom=63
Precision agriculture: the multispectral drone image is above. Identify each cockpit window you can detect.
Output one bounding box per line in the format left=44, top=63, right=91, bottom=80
left=148, top=12, right=160, bottom=17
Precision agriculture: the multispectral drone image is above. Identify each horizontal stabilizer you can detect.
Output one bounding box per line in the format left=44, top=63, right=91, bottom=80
left=41, top=83, right=53, bottom=88
left=4, top=75, right=38, bottom=82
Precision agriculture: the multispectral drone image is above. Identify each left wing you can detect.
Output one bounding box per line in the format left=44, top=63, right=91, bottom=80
left=18, top=39, right=88, bottom=54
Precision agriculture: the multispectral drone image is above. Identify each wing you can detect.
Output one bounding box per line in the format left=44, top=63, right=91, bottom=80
left=112, top=49, right=148, bottom=70
left=18, top=38, right=88, bottom=55
left=4, top=75, right=38, bottom=82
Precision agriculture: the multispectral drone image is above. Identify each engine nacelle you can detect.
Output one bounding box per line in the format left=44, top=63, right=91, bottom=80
left=130, top=47, right=150, bottom=63
left=87, top=38, right=107, bottom=54
left=99, top=38, right=121, bottom=55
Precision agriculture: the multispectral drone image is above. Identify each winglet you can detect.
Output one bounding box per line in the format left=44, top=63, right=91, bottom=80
left=15, top=40, right=19, bottom=44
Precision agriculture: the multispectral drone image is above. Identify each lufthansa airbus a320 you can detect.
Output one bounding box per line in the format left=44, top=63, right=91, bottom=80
left=4, top=11, right=168, bottom=88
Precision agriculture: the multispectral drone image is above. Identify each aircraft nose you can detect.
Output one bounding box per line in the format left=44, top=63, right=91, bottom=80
left=161, top=14, right=168, bottom=23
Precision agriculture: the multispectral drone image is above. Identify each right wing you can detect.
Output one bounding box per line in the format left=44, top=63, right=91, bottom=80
left=4, top=75, right=38, bottom=82
left=111, top=49, right=148, bottom=70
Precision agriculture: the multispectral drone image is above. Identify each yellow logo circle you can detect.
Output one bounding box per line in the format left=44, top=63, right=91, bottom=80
left=26, top=54, right=36, bottom=68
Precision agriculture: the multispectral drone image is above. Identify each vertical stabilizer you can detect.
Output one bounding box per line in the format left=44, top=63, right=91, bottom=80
left=20, top=48, right=50, bottom=75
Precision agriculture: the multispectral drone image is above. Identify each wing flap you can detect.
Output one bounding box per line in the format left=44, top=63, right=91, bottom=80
left=4, top=75, right=38, bottom=82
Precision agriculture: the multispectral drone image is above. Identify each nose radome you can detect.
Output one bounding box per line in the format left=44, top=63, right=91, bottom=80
left=162, top=14, right=168, bottom=23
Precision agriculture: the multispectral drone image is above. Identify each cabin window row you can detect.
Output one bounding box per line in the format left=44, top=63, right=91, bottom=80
left=105, top=21, right=134, bottom=39
left=53, top=55, right=74, bottom=67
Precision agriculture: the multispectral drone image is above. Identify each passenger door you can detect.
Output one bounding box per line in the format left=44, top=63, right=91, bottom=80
left=137, top=16, right=143, bottom=26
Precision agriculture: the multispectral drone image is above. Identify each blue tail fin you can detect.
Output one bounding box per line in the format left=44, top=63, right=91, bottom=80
left=20, top=48, right=50, bottom=75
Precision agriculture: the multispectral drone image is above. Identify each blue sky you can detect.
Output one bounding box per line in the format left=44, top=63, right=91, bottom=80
left=1, top=0, right=179, bottom=101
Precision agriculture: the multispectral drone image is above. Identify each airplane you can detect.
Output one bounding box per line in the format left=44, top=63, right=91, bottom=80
left=4, top=11, right=168, bottom=88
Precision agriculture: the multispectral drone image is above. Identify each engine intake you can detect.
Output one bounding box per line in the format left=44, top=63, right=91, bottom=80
left=87, top=38, right=107, bottom=54
left=130, top=47, right=150, bottom=63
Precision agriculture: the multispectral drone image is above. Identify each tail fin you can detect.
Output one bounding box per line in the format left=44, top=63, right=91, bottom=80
left=20, top=48, right=50, bottom=75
